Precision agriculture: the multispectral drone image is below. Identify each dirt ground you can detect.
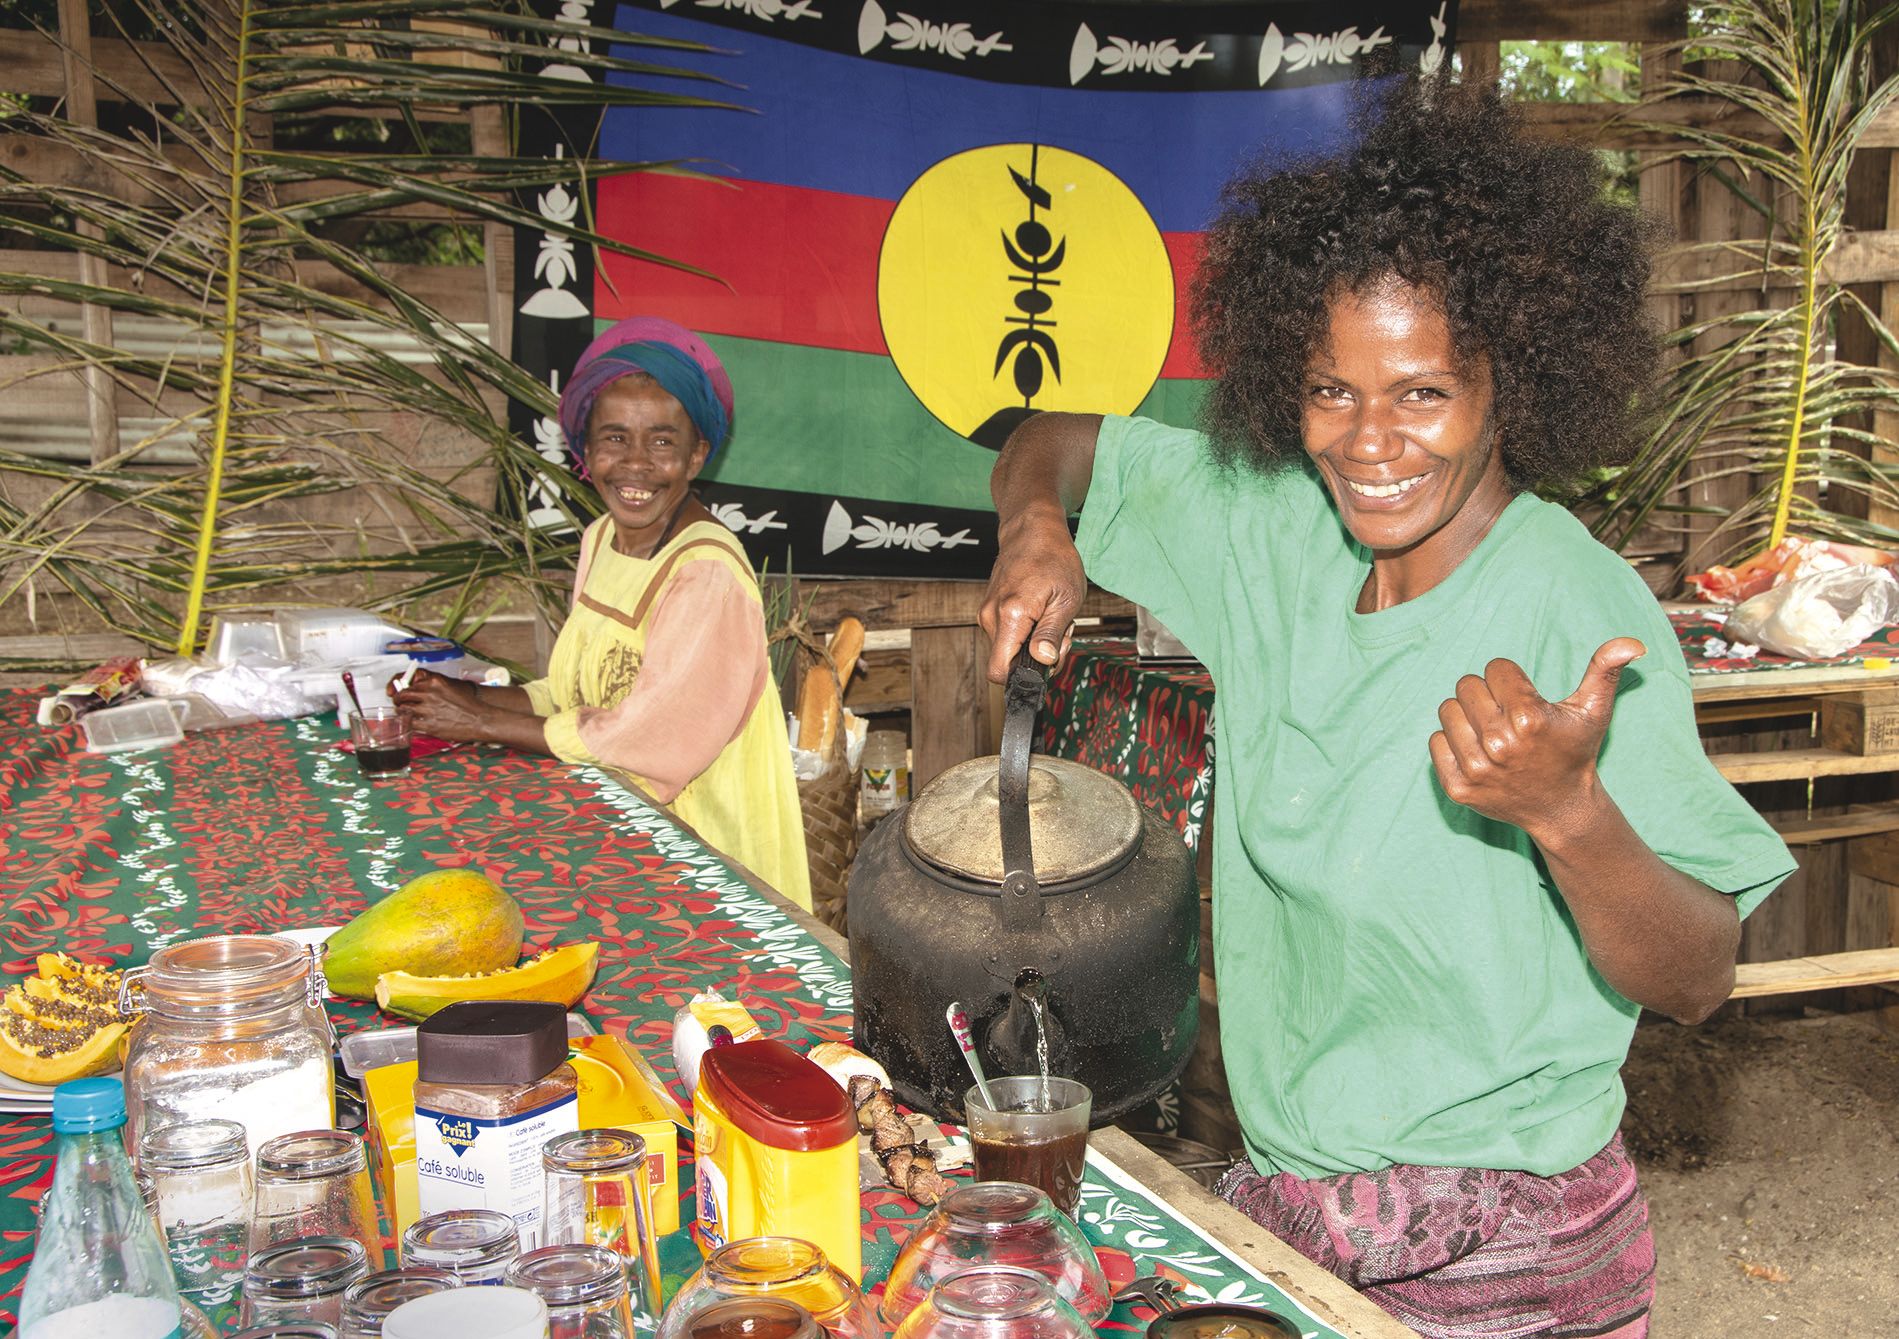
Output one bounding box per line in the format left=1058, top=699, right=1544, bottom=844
left=1621, top=1005, right=1899, bottom=1337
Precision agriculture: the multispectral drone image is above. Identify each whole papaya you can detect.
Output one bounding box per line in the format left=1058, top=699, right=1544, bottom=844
left=324, top=867, right=524, bottom=1001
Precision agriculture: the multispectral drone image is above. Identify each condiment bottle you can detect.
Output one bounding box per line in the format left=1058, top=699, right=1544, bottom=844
left=412, top=1002, right=578, bottom=1250
left=692, top=1037, right=862, bottom=1282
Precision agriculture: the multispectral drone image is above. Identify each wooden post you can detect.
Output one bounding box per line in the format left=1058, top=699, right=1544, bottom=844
left=472, top=106, right=513, bottom=362
left=909, top=624, right=999, bottom=791
left=55, top=0, right=119, bottom=464
left=1871, top=28, right=1899, bottom=536
left=1458, top=41, right=1501, bottom=85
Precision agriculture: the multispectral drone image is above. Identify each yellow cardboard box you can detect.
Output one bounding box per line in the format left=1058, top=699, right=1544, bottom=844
left=365, top=1032, right=689, bottom=1240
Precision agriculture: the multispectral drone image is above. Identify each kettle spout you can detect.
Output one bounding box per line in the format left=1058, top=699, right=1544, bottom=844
left=987, top=969, right=1069, bottom=1078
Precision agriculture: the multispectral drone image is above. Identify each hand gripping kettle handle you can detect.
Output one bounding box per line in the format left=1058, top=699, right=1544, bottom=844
left=997, top=646, right=1048, bottom=934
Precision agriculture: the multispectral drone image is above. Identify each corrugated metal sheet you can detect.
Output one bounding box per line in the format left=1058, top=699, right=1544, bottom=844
left=0, top=315, right=491, bottom=464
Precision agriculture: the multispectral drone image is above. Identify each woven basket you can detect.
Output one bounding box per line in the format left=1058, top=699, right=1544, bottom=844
left=800, top=734, right=858, bottom=934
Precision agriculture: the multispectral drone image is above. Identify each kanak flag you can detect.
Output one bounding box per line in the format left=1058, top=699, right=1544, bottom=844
left=528, top=0, right=1455, bottom=577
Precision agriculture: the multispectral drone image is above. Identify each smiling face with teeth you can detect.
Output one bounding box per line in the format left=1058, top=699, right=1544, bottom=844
left=584, top=374, right=712, bottom=557
left=1302, top=275, right=1514, bottom=612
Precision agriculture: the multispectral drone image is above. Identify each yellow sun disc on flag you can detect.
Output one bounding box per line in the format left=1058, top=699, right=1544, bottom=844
left=878, top=143, right=1175, bottom=446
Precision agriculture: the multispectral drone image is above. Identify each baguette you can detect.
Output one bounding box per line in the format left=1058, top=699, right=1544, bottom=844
left=796, top=657, right=837, bottom=751
left=796, top=616, right=865, bottom=753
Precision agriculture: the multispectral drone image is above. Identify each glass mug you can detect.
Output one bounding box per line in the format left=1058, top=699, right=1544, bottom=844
left=963, top=1077, right=1091, bottom=1217
left=891, top=1267, right=1093, bottom=1339
left=658, top=1237, right=875, bottom=1339
left=337, top=1267, right=462, bottom=1339
left=401, top=1207, right=521, bottom=1285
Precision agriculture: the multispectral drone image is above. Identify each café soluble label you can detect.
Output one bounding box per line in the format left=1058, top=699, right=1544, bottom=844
left=415, top=1093, right=579, bottom=1250
left=877, top=143, right=1174, bottom=447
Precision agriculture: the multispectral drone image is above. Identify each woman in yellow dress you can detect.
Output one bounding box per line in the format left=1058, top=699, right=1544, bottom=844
left=396, top=318, right=811, bottom=908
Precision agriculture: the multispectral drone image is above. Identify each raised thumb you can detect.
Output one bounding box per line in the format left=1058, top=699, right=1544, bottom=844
left=1563, top=636, right=1646, bottom=719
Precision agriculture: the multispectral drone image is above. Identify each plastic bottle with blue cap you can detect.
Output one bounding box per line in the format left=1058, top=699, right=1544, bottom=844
left=17, top=1076, right=204, bottom=1338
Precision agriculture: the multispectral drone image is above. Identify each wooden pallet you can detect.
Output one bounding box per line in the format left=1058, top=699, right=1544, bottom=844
left=1712, top=747, right=1899, bottom=784
left=1731, top=947, right=1899, bottom=999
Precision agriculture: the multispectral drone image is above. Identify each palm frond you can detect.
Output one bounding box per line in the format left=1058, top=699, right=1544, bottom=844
left=1587, top=0, right=1899, bottom=579
left=0, top=0, right=714, bottom=655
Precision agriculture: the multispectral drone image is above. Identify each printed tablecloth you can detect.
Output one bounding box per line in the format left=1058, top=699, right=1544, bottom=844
left=0, top=690, right=1345, bottom=1338
left=1037, top=640, right=1215, bottom=850
left=1668, top=607, right=1899, bottom=672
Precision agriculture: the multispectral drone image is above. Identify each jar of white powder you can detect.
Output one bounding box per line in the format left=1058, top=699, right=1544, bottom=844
left=121, top=935, right=335, bottom=1160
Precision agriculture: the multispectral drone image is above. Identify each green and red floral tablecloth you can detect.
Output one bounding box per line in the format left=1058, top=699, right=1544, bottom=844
left=1037, top=641, right=1215, bottom=851
left=0, top=689, right=1344, bottom=1338
left=1668, top=608, right=1899, bottom=672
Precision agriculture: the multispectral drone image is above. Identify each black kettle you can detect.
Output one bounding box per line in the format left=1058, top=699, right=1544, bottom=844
left=847, top=651, right=1200, bottom=1125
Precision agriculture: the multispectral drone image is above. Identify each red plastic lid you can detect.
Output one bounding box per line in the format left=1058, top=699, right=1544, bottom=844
left=700, top=1039, right=857, bottom=1152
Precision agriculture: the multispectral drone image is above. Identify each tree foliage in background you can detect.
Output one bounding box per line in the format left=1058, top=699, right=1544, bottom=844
left=0, top=1, right=728, bottom=654
left=1587, top=0, right=1899, bottom=575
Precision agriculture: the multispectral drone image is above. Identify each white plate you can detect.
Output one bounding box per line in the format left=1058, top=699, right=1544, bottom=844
left=271, top=925, right=343, bottom=950
left=0, top=1070, right=60, bottom=1096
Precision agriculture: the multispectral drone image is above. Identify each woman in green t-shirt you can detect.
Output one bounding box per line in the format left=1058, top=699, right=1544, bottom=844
left=981, top=79, right=1794, bottom=1339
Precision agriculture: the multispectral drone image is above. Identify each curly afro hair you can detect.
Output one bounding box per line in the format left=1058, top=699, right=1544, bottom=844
left=1191, top=77, right=1665, bottom=494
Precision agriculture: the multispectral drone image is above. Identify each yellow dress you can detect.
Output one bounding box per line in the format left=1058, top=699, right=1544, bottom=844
left=524, top=517, right=812, bottom=908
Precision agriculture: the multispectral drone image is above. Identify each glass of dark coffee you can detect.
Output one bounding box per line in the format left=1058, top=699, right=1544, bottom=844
left=350, top=706, right=412, bottom=780
left=963, top=1077, right=1091, bottom=1217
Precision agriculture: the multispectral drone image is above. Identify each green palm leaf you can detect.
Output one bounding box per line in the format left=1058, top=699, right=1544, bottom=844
left=0, top=0, right=716, bottom=655
left=1586, top=0, right=1899, bottom=579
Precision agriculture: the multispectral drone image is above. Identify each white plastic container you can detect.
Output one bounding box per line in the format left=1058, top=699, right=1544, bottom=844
left=275, top=609, right=413, bottom=664
left=283, top=655, right=414, bottom=728
left=207, top=617, right=288, bottom=665
left=383, top=1284, right=548, bottom=1339
left=82, top=699, right=186, bottom=754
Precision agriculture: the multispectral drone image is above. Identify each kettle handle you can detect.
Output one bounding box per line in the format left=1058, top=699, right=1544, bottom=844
left=997, top=646, right=1048, bottom=933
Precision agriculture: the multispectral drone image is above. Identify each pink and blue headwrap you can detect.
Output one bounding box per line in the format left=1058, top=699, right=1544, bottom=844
left=559, top=317, right=736, bottom=460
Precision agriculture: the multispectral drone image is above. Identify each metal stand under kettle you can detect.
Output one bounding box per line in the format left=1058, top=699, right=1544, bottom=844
left=847, top=651, right=1200, bottom=1125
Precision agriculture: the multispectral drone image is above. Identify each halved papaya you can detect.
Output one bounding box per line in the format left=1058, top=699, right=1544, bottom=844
left=0, top=1017, right=126, bottom=1086
left=37, top=952, right=118, bottom=994
left=0, top=954, right=127, bottom=1085
left=374, top=941, right=601, bottom=1022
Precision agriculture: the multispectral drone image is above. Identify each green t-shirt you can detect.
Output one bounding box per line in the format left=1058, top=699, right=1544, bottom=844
left=1076, top=415, right=1795, bottom=1180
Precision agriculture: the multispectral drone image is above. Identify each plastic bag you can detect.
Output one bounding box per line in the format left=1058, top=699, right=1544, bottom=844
left=1723, top=564, right=1899, bottom=659
left=141, top=655, right=329, bottom=723
left=1688, top=536, right=1897, bottom=604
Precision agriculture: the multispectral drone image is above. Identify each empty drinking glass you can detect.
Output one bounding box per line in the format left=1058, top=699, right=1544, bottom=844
left=242, top=1236, right=370, bottom=1329
left=137, top=1117, right=253, bottom=1305
left=338, top=1266, right=462, bottom=1339
left=891, top=1267, right=1092, bottom=1339
left=541, top=1128, right=660, bottom=1313
left=880, top=1181, right=1110, bottom=1328
left=252, top=1130, right=382, bottom=1268
left=505, top=1243, right=636, bottom=1339
left=681, top=1299, right=824, bottom=1339
left=230, top=1327, right=340, bottom=1339
left=401, top=1208, right=521, bottom=1285
left=657, top=1237, right=875, bottom=1339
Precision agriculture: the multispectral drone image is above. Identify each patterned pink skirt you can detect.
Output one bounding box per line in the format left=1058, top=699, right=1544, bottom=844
left=1215, top=1134, right=1654, bottom=1338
